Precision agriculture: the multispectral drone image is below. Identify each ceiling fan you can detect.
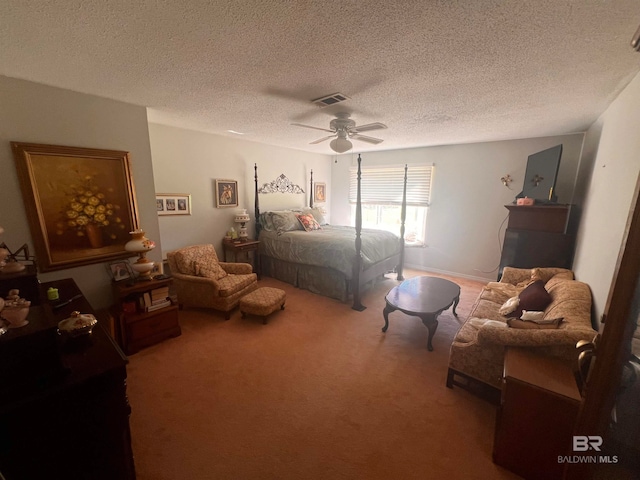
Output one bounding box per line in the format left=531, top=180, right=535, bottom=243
left=291, top=112, right=387, bottom=153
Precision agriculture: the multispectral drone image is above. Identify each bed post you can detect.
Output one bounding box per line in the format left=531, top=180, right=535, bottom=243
left=254, top=163, right=261, bottom=237
left=396, top=164, right=407, bottom=281
left=352, top=154, right=366, bottom=311
left=310, top=169, right=314, bottom=208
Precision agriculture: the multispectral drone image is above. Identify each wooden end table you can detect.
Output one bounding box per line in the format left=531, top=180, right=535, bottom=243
left=222, top=239, right=261, bottom=279
left=382, top=276, right=460, bottom=351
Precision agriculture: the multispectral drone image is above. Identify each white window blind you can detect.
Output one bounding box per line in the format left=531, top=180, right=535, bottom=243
left=348, top=164, right=433, bottom=206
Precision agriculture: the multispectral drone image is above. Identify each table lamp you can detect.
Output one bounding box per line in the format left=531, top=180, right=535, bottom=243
left=125, top=229, right=156, bottom=280
left=234, top=210, right=250, bottom=242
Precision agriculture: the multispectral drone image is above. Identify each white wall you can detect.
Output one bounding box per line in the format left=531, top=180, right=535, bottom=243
left=331, top=135, right=585, bottom=281
left=148, top=123, right=331, bottom=255
left=0, top=76, right=160, bottom=309
left=573, top=72, right=640, bottom=325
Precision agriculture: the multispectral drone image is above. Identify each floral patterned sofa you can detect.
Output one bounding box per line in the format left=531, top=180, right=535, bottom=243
left=446, top=267, right=597, bottom=397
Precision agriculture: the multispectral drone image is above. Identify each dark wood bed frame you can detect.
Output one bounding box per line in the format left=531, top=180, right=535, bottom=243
left=254, top=154, right=407, bottom=311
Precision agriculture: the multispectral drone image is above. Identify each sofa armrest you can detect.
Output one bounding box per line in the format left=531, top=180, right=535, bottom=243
left=477, top=324, right=597, bottom=348
left=220, top=262, right=253, bottom=274
left=499, top=267, right=533, bottom=286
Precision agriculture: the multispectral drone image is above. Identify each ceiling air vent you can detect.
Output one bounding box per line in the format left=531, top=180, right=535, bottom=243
left=311, top=93, right=350, bottom=108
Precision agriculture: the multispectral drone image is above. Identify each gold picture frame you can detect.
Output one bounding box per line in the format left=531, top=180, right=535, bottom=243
left=215, top=179, right=239, bottom=208
left=11, top=142, right=140, bottom=272
left=156, top=193, right=192, bottom=216
left=314, top=182, right=326, bottom=203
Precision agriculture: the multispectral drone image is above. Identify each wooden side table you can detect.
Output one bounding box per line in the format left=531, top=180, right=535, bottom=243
left=222, top=239, right=261, bottom=278
left=112, top=277, right=181, bottom=355
left=493, top=348, right=581, bottom=479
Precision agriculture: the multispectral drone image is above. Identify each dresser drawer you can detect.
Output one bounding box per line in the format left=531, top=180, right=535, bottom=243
left=126, top=307, right=179, bottom=342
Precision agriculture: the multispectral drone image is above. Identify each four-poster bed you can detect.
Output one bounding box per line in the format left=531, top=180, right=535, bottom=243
left=254, top=155, right=407, bottom=310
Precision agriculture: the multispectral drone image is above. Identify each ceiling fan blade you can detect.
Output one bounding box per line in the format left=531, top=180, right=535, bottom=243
left=310, top=135, right=335, bottom=145
left=291, top=123, right=335, bottom=133
left=350, top=133, right=384, bottom=144
left=350, top=122, right=387, bottom=133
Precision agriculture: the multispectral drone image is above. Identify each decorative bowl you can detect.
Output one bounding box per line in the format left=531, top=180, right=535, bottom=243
left=1, top=305, right=30, bottom=328
left=58, top=311, right=97, bottom=337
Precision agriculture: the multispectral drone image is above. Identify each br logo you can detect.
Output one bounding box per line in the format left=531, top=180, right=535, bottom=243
left=573, top=436, right=603, bottom=452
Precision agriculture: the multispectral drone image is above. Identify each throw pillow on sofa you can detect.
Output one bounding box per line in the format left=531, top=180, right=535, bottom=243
left=499, top=296, right=520, bottom=316
left=507, top=318, right=564, bottom=329
left=506, top=280, right=552, bottom=319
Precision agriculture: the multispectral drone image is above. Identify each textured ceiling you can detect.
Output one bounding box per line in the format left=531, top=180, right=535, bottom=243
left=1, top=1, right=639, bottom=154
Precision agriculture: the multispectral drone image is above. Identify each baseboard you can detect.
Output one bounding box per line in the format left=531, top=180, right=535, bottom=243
left=403, top=263, right=492, bottom=284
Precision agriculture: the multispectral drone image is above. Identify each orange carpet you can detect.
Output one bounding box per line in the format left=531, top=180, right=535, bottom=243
left=127, top=270, right=520, bottom=480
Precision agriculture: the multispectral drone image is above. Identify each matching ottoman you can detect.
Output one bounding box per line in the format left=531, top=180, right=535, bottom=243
left=240, top=287, right=286, bottom=324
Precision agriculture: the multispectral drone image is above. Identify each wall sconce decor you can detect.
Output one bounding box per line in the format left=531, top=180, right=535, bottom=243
left=501, top=175, right=513, bottom=187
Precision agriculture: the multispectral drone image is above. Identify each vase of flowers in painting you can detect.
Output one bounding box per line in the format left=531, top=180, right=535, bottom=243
left=58, top=175, right=124, bottom=249
left=85, top=223, right=103, bottom=249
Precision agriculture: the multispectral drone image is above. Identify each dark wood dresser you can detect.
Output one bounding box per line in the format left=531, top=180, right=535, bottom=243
left=0, top=278, right=136, bottom=480
left=498, top=204, right=575, bottom=279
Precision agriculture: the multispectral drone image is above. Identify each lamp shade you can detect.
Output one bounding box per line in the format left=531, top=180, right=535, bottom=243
left=330, top=137, right=352, bottom=153
left=125, top=229, right=155, bottom=253
left=234, top=213, right=250, bottom=224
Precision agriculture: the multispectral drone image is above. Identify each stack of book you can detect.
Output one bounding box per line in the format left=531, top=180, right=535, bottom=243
left=143, top=286, right=171, bottom=312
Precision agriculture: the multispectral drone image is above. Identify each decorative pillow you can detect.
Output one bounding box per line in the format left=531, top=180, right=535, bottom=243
left=507, top=318, right=564, bottom=329
left=499, top=296, right=520, bottom=316
left=303, top=207, right=327, bottom=225
left=194, top=260, right=227, bottom=280
left=506, top=280, right=553, bottom=318
left=520, top=310, right=545, bottom=321
left=173, top=244, right=219, bottom=275
left=469, top=318, right=508, bottom=329
left=296, top=213, right=321, bottom=232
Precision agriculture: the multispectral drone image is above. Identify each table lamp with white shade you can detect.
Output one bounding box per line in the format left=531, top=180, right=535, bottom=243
left=125, top=229, right=156, bottom=280
left=234, top=210, right=251, bottom=242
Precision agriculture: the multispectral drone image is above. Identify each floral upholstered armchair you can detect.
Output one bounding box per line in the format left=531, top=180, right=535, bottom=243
left=166, top=244, right=257, bottom=319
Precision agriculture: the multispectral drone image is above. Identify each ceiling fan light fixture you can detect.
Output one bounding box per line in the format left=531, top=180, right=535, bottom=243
left=330, top=137, right=352, bottom=153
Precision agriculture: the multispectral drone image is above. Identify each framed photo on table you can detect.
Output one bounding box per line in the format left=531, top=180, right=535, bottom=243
left=156, top=193, right=192, bottom=216
left=107, top=260, right=134, bottom=282
left=215, top=179, right=239, bottom=208
left=11, top=142, right=140, bottom=272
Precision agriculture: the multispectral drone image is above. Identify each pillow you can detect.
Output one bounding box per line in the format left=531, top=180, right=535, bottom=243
left=507, top=318, right=564, bottom=329
left=303, top=207, right=327, bottom=225
left=194, top=260, right=227, bottom=280
left=296, top=213, right=321, bottom=232
left=499, top=296, right=519, bottom=316
left=506, top=280, right=552, bottom=318
left=258, top=212, right=275, bottom=231
left=469, top=318, right=508, bottom=329
left=520, top=310, right=545, bottom=321
left=271, top=211, right=302, bottom=234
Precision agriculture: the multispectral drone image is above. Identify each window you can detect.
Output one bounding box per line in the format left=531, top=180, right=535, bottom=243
left=349, top=164, right=433, bottom=246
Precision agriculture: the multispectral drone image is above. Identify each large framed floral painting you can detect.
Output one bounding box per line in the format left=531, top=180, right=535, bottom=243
left=11, top=142, right=140, bottom=272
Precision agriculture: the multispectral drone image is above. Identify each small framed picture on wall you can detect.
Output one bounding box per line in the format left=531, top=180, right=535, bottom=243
left=215, top=179, right=239, bottom=208
left=314, top=182, right=326, bottom=203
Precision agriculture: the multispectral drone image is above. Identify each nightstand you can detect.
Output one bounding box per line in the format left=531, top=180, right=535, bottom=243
left=222, top=239, right=261, bottom=278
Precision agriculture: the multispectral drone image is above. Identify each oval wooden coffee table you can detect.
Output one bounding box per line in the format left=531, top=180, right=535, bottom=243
left=382, top=276, right=460, bottom=351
